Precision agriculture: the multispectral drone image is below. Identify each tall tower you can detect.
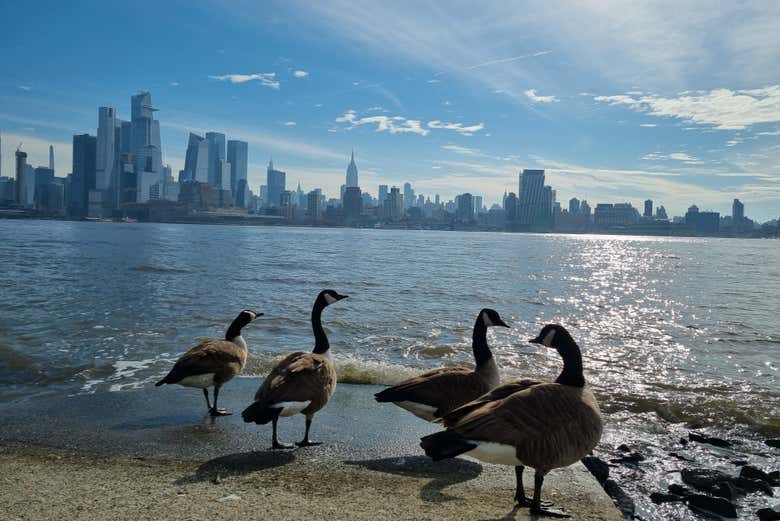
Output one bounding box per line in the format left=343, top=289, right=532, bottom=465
left=346, top=149, right=358, bottom=187
left=1, top=130, right=3, bottom=178
left=15, top=145, right=27, bottom=206
left=49, top=145, right=54, bottom=173
left=96, top=107, right=117, bottom=191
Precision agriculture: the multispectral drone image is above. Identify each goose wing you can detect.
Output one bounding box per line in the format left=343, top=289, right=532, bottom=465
left=375, top=366, right=491, bottom=417
left=254, top=351, right=335, bottom=405
left=444, top=383, right=603, bottom=470
left=438, top=379, right=543, bottom=426
left=158, top=340, right=244, bottom=384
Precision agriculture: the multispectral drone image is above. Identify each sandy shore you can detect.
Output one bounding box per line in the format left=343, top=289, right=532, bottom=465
left=0, top=380, right=622, bottom=520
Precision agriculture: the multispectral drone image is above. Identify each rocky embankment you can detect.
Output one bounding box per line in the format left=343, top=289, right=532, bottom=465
left=583, top=434, right=779, bottom=520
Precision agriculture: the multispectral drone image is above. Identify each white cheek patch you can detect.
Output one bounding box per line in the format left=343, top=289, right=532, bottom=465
left=323, top=294, right=337, bottom=305
left=542, top=330, right=556, bottom=347
left=246, top=311, right=256, bottom=320
left=481, top=312, right=494, bottom=327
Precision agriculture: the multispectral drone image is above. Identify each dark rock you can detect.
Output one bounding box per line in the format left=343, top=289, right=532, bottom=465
left=770, top=471, right=780, bottom=483
left=711, top=481, right=740, bottom=500
left=617, top=443, right=630, bottom=452
left=679, top=437, right=689, bottom=446
left=610, top=452, right=645, bottom=465
left=689, top=432, right=732, bottom=448
left=581, top=456, right=609, bottom=484
left=687, top=494, right=737, bottom=518
left=681, top=468, right=732, bottom=492
left=765, top=439, right=780, bottom=449
left=742, top=465, right=779, bottom=486
left=604, top=479, right=635, bottom=519
left=731, top=459, right=749, bottom=466
left=733, top=477, right=774, bottom=496
left=756, top=507, right=780, bottom=521
left=650, top=492, right=684, bottom=504
left=669, top=483, right=692, bottom=497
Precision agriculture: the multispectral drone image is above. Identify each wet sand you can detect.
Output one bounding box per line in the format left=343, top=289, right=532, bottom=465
left=0, top=380, right=621, bottom=520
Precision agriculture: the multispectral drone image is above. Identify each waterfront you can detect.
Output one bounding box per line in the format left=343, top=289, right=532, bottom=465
left=1, top=219, right=778, bottom=519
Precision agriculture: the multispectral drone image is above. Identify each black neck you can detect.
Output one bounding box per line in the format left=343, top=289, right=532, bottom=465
left=312, top=299, right=329, bottom=354
left=472, top=320, right=493, bottom=366
left=555, top=339, right=585, bottom=387
left=225, top=316, right=246, bottom=342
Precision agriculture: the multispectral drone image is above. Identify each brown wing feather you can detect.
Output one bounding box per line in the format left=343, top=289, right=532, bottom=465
left=254, top=352, right=337, bottom=414
left=448, top=383, right=603, bottom=472
left=376, top=366, right=493, bottom=417
left=161, top=340, right=246, bottom=385
left=439, top=379, right=543, bottom=426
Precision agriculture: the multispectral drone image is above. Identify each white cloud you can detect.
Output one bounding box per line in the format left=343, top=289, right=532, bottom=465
left=335, top=110, right=428, bottom=135
left=209, top=73, right=280, bottom=89
left=292, top=70, right=309, bottom=78
left=524, top=89, right=558, bottom=103
left=283, top=121, right=296, bottom=126
left=466, top=50, right=551, bottom=70
left=639, top=123, right=657, bottom=127
left=170, top=81, right=180, bottom=87
left=594, top=86, right=780, bottom=130
left=17, top=85, right=31, bottom=91
left=441, top=144, right=482, bottom=156
left=427, top=120, right=484, bottom=135
left=641, top=152, right=704, bottom=164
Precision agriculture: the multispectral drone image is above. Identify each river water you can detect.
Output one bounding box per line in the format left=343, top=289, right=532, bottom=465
left=0, top=220, right=778, bottom=518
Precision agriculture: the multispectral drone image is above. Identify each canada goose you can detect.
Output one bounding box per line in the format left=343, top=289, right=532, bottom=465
left=156, top=309, right=261, bottom=416
left=420, top=324, right=602, bottom=518
left=241, top=289, right=347, bottom=449
left=374, top=309, right=509, bottom=421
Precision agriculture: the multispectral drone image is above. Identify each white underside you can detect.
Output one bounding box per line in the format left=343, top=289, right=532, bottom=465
left=395, top=401, right=438, bottom=422
left=178, top=373, right=215, bottom=389
left=464, top=441, right=524, bottom=466
left=275, top=401, right=312, bottom=417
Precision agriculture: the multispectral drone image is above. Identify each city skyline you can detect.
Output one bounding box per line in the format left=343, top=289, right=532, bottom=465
left=2, top=2, right=780, bottom=220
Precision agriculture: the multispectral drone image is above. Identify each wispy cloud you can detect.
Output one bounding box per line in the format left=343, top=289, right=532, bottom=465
left=17, top=85, right=31, bottom=91
left=466, top=50, right=551, bottom=70
left=283, top=121, right=296, bottom=126
left=639, top=123, right=657, bottom=127
left=427, top=120, right=484, bottom=135
left=441, top=144, right=482, bottom=156
left=594, top=86, right=780, bottom=130
left=335, top=110, right=428, bottom=135
left=209, top=73, right=280, bottom=89
left=524, top=89, right=558, bottom=103
left=170, top=81, right=180, bottom=87
left=641, top=152, right=704, bottom=164
left=292, top=70, right=309, bottom=78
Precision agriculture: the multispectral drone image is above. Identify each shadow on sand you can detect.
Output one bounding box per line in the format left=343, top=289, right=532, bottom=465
left=345, top=455, right=482, bottom=503
left=175, top=450, right=295, bottom=485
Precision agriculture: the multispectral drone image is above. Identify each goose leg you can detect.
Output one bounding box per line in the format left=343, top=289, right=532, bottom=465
left=209, top=386, right=231, bottom=416
left=202, top=389, right=212, bottom=411
left=529, top=471, right=570, bottom=518
left=296, top=416, right=322, bottom=447
left=514, top=466, right=531, bottom=506
left=271, top=416, right=293, bottom=449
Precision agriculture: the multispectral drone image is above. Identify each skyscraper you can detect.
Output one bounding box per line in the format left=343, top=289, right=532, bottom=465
left=266, top=159, right=286, bottom=208
left=14, top=146, right=28, bottom=207
left=733, top=198, right=744, bottom=222
left=96, top=107, right=116, bottom=191
left=307, top=188, right=323, bottom=221
left=378, top=184, right=388, bottom=207
left=346, top=149, right=358, bottom=187
left=205, top=132, right=226, bottom=189
left=184, top=133, right=209, bottom=183
left=517, top=169, right=554, bottom=229
left=456, top=193, right=475, bottom=222
left=474, top=195, right=483, bottom=214
left=569, top=197, right=580, bottom=213
left=130, top=92, right=163, bottom=201
left=644, top=199, right=653, bottom=218
left=227, top=140, right=248, bottom=199
left=48, top=145, right=54, bottom=173
left=403, top=182, right=413, bottom=209
left=70, top=134, right=97, bottom=216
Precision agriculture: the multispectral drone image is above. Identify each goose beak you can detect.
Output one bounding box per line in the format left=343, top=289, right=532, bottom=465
left=528, top=337, right=542, bottom=344
left=337, top=294, right=349, bottom=301
left=496, top=318, right=510, bottom=328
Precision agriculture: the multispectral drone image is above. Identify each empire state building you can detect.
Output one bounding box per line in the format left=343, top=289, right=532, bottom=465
left=346, top=149, right=358, bottom=187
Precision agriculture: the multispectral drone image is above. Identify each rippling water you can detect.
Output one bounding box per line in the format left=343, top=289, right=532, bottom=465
left=1, top=220, right=778, bottom=437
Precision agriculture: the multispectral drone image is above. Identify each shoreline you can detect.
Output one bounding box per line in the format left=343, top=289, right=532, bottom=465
left=0, top=380, right=621, bottom=520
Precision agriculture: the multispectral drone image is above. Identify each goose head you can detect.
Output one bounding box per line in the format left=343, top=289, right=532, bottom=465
left=318, top=289, right=349, bottom=307
left=235, top=309, right=263, bottom=328
left=529, top=324, right=575, bottom=350
left=478, top=308, right=510, bottom=328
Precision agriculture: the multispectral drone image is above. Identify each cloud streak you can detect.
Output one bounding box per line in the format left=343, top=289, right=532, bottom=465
left=524, top=89, right=558, bottom=103
left=209, top=73, right=280, bottom=89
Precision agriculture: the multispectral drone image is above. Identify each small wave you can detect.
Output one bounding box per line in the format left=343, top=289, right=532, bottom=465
left=131, top=264, right=190, bottom=273
left=243, top=353, right=419, bottom=386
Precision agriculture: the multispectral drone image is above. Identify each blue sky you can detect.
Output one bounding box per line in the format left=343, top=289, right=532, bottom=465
left=1, top=0, right=780, bottom=220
